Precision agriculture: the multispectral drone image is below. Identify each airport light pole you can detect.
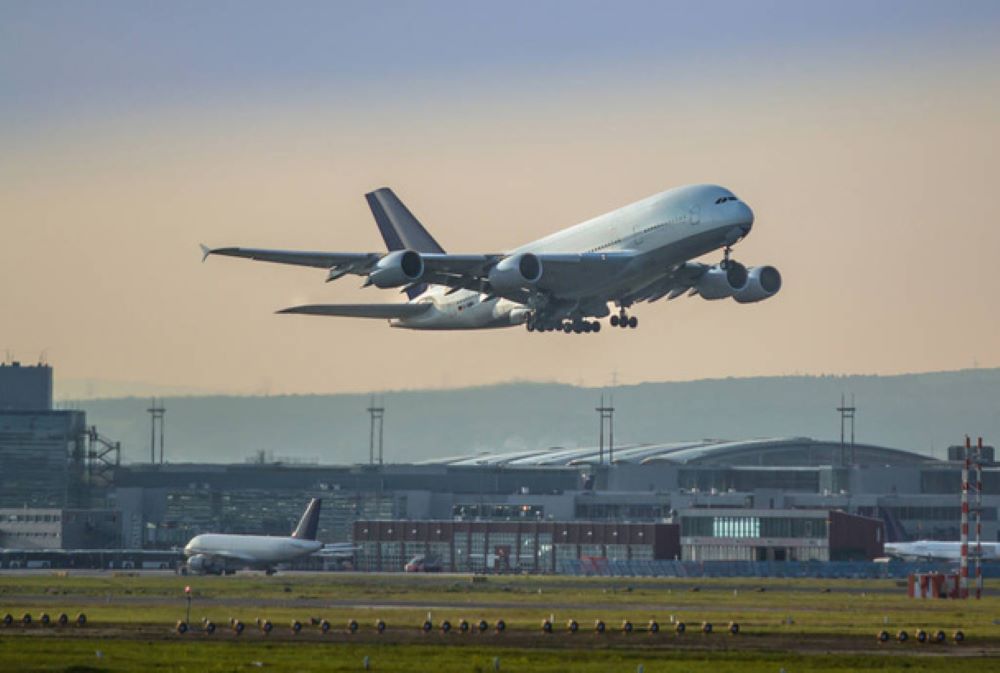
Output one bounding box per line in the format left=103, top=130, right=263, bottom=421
left=147, top=398, right=166, bottom=464
left=836, top=395, right=855, bottom=468
left=596, top=395, right=615, bottom=466
left=368, top=397, right=385, bottom=466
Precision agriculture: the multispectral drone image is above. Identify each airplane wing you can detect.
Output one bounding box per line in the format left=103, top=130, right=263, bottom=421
left=202, top=245, right=376, bottom=269
left=618, top=261, right=708, bottom=305
left=277, top=303, right=433, bottom=319
left=202, top=244, right=644, bottom=302
left=202, top=245, right=499, bottom=285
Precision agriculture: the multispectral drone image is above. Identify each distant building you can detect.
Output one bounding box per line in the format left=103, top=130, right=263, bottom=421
left=109, top=437, right=999, bottom=562
left=677, top=508, right=883, bottom=562
left=0, top=410, right=87, bottom=508
left=352, top=519, right=681, bottom=573
left=0, top=508, right=120, bottom=549
left=0, top=361, right=53, bottom=411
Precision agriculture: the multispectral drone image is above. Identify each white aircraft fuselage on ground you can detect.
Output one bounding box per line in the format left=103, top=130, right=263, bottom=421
left=204, top=183, right=777, bottom=333
left=184, top=534, right=322, bottom=566
left=884, top=540, right=1000, bottom=562
left=183, top=498, right=325, bottom=574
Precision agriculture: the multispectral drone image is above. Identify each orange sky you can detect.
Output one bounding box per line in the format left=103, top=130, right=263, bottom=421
left=2, top=9, right=999, bottom=397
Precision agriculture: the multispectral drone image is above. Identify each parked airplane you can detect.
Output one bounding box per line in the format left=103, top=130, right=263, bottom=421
left=183, top=498, right=343, bottom=575
left=884, top=540, right=1000, bottom=562
left=202, top=184, right=779, bottom=333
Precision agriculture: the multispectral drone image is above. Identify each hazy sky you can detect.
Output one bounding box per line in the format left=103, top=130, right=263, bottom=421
left=2, top=1, right=999, bottom=397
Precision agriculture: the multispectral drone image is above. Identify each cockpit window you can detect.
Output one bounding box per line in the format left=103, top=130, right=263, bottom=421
left=714, top=196, right=739, bottom=204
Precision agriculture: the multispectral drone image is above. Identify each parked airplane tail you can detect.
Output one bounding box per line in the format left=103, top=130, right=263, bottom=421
left=291, top=498, right=322, bottom=540
left=366, top=188, right=444, bottom=299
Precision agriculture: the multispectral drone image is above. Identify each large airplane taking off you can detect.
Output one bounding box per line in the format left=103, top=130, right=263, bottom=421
left=183, top=498, right=346, bottom=575
left=202, top=184, right=780, bottom=333
left=884, top=540, right=1000, bottom=562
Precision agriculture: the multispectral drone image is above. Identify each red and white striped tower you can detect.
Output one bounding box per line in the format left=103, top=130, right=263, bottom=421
left=959, top=436, right=970, bottom=599
left=975, top=437, right=984, bottom=600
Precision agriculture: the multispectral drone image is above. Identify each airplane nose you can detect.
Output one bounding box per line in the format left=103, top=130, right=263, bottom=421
left=739, top=202, right=754, bottom=234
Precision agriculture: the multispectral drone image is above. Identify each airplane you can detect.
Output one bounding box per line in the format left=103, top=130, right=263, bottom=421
left=182, top=498, right=344, bottom=575
left=202, top=184, right=780, bottom=333
left=884, top=540, right=1000, bottom=562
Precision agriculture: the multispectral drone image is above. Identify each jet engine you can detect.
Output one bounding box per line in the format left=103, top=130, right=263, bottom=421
left=733, top=266, right=782, bottom=303
left=695, top=262, right=748, bottom=300
left=507, top=307, right=532, bottom=325
left=488, top=253, right=542, bottom=294
left=368, top=250, right=425, bottom=289
left=186, top=554, right=216, bottom=575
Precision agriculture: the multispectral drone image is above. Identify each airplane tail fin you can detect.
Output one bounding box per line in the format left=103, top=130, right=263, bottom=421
left=365, top=188, right=446, bottom=254
left=365, top=188, right=444, bottom=300
left=291, top=498, right=321, bottom=540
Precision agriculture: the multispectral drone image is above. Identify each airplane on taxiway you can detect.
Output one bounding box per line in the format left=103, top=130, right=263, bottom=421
left=202, top=184, right=780, bottom=333
left=182, top=498, right=352, bottom=575
left=884, top=540, right=1000, bottom=562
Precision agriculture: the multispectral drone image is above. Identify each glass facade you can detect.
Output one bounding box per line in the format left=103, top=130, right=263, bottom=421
left=683, top=514, right=826, bottom=539
left=452, top=504, right=544, bottom=520
left=352, top=522, right=678, bottom=573
left=470, top=532, right=486, bottom=572
left=519, top=533, right=536, bottom=570
left=380, top=541, right=403, bottom=571
left=537, top=533, right=553, bottom=572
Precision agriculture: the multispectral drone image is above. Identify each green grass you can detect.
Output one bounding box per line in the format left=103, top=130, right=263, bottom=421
left=1, top=574, right=999, bottom=672
left=1, top=639, right=997, bottom=673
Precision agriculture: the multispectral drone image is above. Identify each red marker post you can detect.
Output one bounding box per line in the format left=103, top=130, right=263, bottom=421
left=184, top=586, right=192, bottom=627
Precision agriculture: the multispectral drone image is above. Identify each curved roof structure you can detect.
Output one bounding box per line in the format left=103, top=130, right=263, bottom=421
left=424, top=437, right=938, bottom=468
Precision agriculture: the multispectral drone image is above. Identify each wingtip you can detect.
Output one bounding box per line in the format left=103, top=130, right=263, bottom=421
left=199, top=244, right=212, bottom=262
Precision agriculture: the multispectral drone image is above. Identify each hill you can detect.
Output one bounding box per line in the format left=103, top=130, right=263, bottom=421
left=69, top=369, right=1000, bottom=464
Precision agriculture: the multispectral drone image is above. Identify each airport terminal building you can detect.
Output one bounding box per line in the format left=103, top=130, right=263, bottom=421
left=95, top=437, right=997, bottom=569
left=2, top=364, right=995, bottom=571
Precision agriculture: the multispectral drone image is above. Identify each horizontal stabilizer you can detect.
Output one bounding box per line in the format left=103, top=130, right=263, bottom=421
left=277, top=303, right=432, bottom=319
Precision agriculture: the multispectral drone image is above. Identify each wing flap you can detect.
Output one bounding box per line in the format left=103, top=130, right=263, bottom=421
left=277, top=303, right=433, bottom=319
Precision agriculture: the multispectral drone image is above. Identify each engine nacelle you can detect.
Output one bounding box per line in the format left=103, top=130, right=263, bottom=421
left=733, top=265, right=782, bottom=303
left=695, top=262, right=748, bottom=300
left=508, top=308, right=531, bottom=325
left=488, top=253, right=543, bottom=294
left=368, top=250, right=425, bottom=289
left=186, top=554, right=215, bottom=575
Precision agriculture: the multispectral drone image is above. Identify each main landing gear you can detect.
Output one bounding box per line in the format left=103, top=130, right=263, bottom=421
left=609, top=309, right=638, bottom=329
left=526, top=312, right=637, bottom=333
left=526, top=318, right=602, bottom=334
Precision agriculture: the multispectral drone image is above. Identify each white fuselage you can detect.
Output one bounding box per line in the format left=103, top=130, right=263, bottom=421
left=184, top=533, right=322, bottom=566
left=884, top=540, right=1000, bottom=562
left=392, top=184, right=752, bottom=329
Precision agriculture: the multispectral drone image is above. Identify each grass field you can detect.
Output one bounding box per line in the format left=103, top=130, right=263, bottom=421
left=1, top=573, right=998, bottom=672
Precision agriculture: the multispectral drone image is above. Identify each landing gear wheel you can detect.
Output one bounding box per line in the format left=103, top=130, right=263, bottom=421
left=610, top=315, right=619, bottom=327
left=592, top=321, right=601, bottom=333
left=562, top=323, right=572, bottom=333
left=628, top=316, right=638, bottom=329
